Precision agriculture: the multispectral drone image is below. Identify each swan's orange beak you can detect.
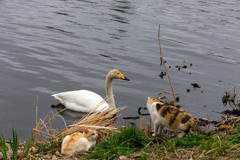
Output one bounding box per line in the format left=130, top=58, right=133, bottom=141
left=119, top=73, right=130, bottom=81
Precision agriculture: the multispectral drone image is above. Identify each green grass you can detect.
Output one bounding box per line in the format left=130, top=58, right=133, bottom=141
left=0, top=131, right=8, bottom=160
left=199, top=134, right=240, bottom=156
left=84, top=130, right=240, bottom=159
left=23, top=131, right=33, bottom=157
left=35, top=134, right=62, bottom=154
left=165, top=133, right=240, bottom=150
left=147, top=133, right=240, bottom=159
left=1, top=125, right=240, bottom=159
left=9, top=128, right=19, bottom=160
left=35, top=137, right=56, bottom=154
left=85, top=124, right=152, bottom=160
left=0, top=129, right=33, bottom=160
left=166, top=133, right=216, bottom=149
left=80, top=125, right=240, bottom=159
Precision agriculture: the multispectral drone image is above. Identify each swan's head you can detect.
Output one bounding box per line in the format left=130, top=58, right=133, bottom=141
left=108, top=69, right=130, bottom=81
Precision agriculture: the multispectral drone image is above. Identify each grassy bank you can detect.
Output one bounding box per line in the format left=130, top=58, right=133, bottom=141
left=82, top=125, right=240, bottom=160
left=1, top=98, right=240, bottom=159
left=1, top=123, right=240, bottom=160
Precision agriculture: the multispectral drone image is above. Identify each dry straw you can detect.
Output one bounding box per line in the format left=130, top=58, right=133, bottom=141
left=33, top=96, right=127, bottom=142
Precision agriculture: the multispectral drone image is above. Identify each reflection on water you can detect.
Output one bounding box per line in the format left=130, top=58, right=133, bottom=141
left=51, top=104, right=87, bottom=123
left=0, top=0, right=239, bottom=140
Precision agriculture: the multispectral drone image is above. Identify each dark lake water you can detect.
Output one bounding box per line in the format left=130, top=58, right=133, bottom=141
left=0, top=0, right=239, bottom=140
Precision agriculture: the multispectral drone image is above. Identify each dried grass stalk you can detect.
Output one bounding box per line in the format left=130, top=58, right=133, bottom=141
left=158, top=24, right=177, bottom=107
left=33, top=97, right=127, bottom=142
left=55, top=106, right=126, bottom=140
left=145, top=122, right=151, bottom=136
left=140, top=116, right=145, bottom=130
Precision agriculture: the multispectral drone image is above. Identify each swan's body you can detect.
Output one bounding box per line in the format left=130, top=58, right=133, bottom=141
left=52, top=69, right=130, bottom=112
left=52, top=90, right=108, bottom=112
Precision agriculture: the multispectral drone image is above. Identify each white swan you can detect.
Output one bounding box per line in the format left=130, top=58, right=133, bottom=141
left=51, top=69, right=130, bottom=112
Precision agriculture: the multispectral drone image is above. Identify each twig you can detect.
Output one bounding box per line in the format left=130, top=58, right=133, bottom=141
left=215, top=117, right=240, bottom=127
left=157, top=90, right=178, bottom=98
left=238, top=98, right=240, bottom=109
left=158, top=24, right=177, bottom=107
left=145, top=141, right=155, bottom=148
left=140, top=116, right=145, bottom=130
left=230, top=144, right=240, bottom=150
left=227, top=86, right=235, bottom=95
left=63, top=153, right=74, bottom=159
left=56, top=115, right=67, bottom=128
left=36, top=95, right=38, bottom=125
left=138, top=107, right=149, bottom=116
left=33, top=129, right=53, bottom=136
left=28, top=153, right=37, bottom=160
left=205, top=148, right=218, bottom=155
left=174, top=149, right=180, bottom=159
left=198, top=150, right=205, bottom=158
left=163, top=145, right=167, bottom=155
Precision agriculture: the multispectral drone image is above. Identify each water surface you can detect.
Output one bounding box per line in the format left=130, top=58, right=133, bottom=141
left=0, top=0, right=239, bottom=140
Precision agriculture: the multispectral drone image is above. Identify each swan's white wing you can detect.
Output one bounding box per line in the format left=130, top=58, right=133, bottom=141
left=52, top=90, right=108, bottom=112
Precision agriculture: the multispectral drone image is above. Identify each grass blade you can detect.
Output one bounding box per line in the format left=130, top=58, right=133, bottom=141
left=9, top=128, right=19, bottom=160
left=24, top=131, right=33, bottom=156
left=0, top=131, right=8, bottom=160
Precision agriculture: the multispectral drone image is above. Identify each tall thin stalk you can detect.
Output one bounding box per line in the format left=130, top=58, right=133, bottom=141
left=158, top=24, right=177, bottom=107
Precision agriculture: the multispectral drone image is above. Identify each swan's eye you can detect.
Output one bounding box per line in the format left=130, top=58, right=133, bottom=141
left=117, top=73, right=119, bottom=74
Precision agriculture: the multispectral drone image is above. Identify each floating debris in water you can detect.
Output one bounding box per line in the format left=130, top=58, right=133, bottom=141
left=191, top=83, right=201, bottom=89
left=182, top=65, right=187, bottom=69
left=159, top=72, right=166, bottom=79
left=176, top=97, right=180, bottom=102
left=220, top=109, right=240, bottom=116
left=175, top=66, right=180, bottom=71
left=123, top=116, right=140, bottom=120
left=160, top=57, right=166, bottom=65
left=222, top=86, right=238, bottom=108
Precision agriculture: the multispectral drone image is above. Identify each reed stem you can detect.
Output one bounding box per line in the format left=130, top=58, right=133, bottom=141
left=158, top=24, right=177, bottom=107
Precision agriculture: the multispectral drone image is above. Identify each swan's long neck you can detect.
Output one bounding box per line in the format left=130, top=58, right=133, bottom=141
left=105, top=74, right=116, bottom=109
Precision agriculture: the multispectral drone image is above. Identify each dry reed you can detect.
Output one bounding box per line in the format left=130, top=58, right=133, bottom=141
left=33, top=97, right=127, bottom=143
left=158, top=24, right=177, bottom=107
